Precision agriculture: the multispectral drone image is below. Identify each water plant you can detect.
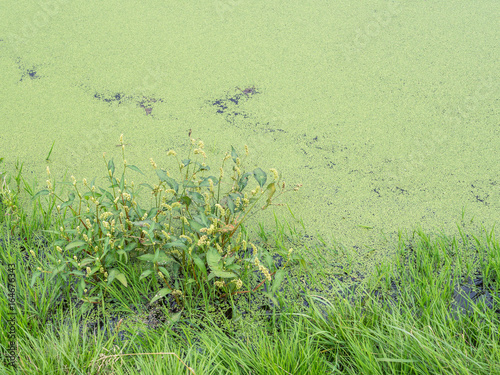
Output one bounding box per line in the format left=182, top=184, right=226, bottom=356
left=29, top=134, right=303, bottom=307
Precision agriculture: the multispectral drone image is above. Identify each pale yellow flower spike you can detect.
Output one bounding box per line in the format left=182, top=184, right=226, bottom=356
left=149, top=158, right=157, bottom=169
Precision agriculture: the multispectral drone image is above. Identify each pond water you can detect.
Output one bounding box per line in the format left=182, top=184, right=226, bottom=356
left=1, top=1, right=498, bottom=263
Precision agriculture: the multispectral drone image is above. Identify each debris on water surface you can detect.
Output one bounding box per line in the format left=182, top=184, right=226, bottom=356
left=208, top=85, right=260, bottom=125
left=16, top=58, right=43, bottom=82
left=91, top=90, right=164, bottom=116
left=236, top=85, right=258, bottom=97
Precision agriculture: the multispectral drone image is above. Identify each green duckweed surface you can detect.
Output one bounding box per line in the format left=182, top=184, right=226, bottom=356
left=1, top=1, right=498, bottom=272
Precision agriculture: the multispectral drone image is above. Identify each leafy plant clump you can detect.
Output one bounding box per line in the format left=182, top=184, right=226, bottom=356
left=30, top=134, right=303, bottom=307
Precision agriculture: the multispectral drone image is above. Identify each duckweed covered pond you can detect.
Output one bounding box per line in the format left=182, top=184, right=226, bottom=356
left=1, top=1, right=498, bottom=261
left=0, top=2, right=499, bottom=371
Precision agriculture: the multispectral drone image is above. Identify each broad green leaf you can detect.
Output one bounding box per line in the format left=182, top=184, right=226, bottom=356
left=124, top=242, right=137, bottom=252
left=65, top=240, right=86, bottom=251
left=115, top=273, right=128, bottom=287
left=188, top=219, right=205, bottom=234
left=148, top=207, right=159, bottom=219
left=31, top=189, right=49, bottom=200
left=164, top=241, right=187, bottom=250
left=150, top=288, right=171, bottom=304
left=127, top=164, right=144, bottom=175
left=212, top=269, right=237, bottom=278
left=166, top=176, right=179, bottom=193
left=156, top=168, right=167, bottom=181
left=99, top=201, right=112, bottom=209
left=199, top=176, right=219, bottom=188
left=265, top=253, right=273, bottom=269
left=156, top=170, right=179, bottom=193
left=179, top=196, right=191, bottom=208
left=207, top=247, right=221, bottom=269
left=153, top=249, right=160, bottom=263
left=135, top=206, right=146, bottom=219
left=182, top=180, right=198, bottom=189
left=98, top=188, right=114, bottom=202
left=253, top=168, right=267, bottom=188
left=79, top=279, right=86, bottom=293
left=207, top=248, right=236, bottom=278
left=230, top=146, right=238, bottom=163
left=228, top=192, right=244, bottom=211
left=139, top=269, right=152, bottom=280
left=226, top=196, right=235, bottom=214
left=188, top=191, right=204, bottom=205
left=226, top=263, right=241, bottom=271
left=228, top=192, right=242, bottom=200
left=158, top=267, right=170, bottom=279
left=107, top=269, right=116, bottom=284
left=80, top=258, right=94, bottom=267
left=138, top=251, right=174, bottom=265
left=238, top=172, right=252, bottom=191
left=271, top=269, right=285, bottom=294
left=50, top=263, right=67, bottom=281
left=60, top=192, right=75, bottom=209
left=181, top=159, right=191, bottom=167
left=110, top=176, right=119, bottom=187
left=193, top=211, right=210, bottom=228
left=195, top=162, right=209, bottom=172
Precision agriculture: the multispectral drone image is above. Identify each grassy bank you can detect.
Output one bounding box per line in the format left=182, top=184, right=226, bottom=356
left=0, top=163, right=499, bottom=374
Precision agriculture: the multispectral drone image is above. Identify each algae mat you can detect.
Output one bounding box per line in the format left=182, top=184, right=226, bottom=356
left=0, top=1, right=498, bottom=261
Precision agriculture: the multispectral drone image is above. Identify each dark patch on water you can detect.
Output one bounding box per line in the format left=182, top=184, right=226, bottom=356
left=91, top=89, right=165, bottom=116
left=208, top=86, right=259, bottom=124
left=16, top=58, right=43, bottom=82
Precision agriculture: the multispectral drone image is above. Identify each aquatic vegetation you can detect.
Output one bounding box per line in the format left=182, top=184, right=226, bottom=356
left=29, top=133, right=303, bottom=307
